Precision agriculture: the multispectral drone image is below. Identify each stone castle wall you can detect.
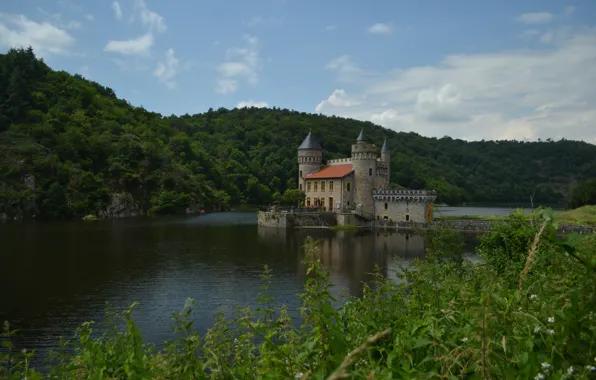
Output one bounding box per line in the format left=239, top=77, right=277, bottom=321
left=258, top=211, right=337, bottom=228
left=374, top=201, right=428, bottom=223
left=351, top=142, right=377, bottom=216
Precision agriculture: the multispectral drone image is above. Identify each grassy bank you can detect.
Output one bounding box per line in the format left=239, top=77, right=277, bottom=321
left=436, top=205, right=596, bottom=227
left=2, top=209, right=595, bottom=379
left=556, top=205, right=596, bottom=226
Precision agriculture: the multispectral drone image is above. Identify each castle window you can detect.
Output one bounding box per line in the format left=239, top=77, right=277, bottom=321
left=321, top=181, right=325, bottom=191
left=329, top=181, right=334, bottom=191
left=346, top=183, right=351, bottom=192
left=384, top=202, right=388, bottom=210
left=369, top=168, right=373, bottom=176
left=300, top=184, right=303, bottom=191
left=314, top=182, right=318, bottom=191
left=300, top=170, right=303, bottom=178
left=306, top=197, right=311, bottom=207
left=307, top=182, right=311, bottom=192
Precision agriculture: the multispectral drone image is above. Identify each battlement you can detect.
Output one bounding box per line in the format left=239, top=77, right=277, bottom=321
left=376, top=161, right=388, bottom=169
left=373, top=189, right=438, bottom=203
left=327, top=158, right=352, bottom=166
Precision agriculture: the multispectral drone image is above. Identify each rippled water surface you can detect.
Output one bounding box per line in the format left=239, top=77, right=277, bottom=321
left=0, top=210, right=482, bottom=365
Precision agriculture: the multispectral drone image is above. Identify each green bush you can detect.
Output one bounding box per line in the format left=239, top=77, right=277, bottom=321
left=2, top=217, right=596, bottom=379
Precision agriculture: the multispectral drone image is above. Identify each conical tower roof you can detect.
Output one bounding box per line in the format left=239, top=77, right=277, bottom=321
left=298, top=131, right=322, bottom=150
left=356, top=128, right=371, bottom=142
left=381, top=138, right=389, bottom=153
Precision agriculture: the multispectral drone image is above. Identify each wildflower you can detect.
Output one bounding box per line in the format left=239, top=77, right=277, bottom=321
left=296, top=373, right=304, bottom=379
left=461, top=337, right=469, bottom=343
left=535, top=373, right=545, bottom=380
left=548, top=317, right=555, bottom=323
left=547, top=329, right=555, bottom=335
left=534, top=326, right=541, bottom=334
left=585, top=365, right=595, bottom=372
left=530, top=294, right=539, bottom=300
left=568, top=366, right=574, bottom=375
left=541, top=362, right=551, bottom=370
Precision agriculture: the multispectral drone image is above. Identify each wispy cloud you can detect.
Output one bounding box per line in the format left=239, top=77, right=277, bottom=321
left=236, top=101, right=269, bottom=108
left=112, top=1, right=123, bottom=20
left=215, top=34, right=261, bottom=94
left=153, top=48, right=179, bottom=89
left=515, top=12, right=554, bottom=24
left=368, top=23, right=392, bottom=35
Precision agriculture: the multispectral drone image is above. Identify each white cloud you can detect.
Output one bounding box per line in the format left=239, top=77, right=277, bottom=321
left=316, top=27, right=596, bottom=143
left=134, top=0, right=166, bottom=33
left=153, top=48, right=179, bottom=89
left=368, top=23, right=393, bottom=35
left=215, top=34, right=261, bottom=94
left=104, top=33, right=153, bottom=55
left=36, top=8, right=82, bottom=29
left=112, top=1, right=123, bottom=20
left=516, top=12, right=554, bottom=24
left=85, top=14, right=94, bottom=21
left=236, top=101, right=269, bottom=108
left=315, top=89, right=361, bottom=112
left=216, top=79, right=238, bottom=94
left=324, top=25, right=337, bottom=31
left=0, top=13, right=74, bottom=56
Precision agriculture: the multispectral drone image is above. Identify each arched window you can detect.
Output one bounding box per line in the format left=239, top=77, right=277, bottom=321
left=384, top=202, right=388, bottom=210
left=369, top=168, right=373, bottom=176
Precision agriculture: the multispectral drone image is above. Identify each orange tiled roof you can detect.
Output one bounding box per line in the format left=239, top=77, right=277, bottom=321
left=304, top=164, right=353, bottom=179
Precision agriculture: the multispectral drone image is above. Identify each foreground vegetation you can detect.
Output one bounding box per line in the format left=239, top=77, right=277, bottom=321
left=1, top=48, right=596, bottom=220
left=2, top=208, right=595, bottom=378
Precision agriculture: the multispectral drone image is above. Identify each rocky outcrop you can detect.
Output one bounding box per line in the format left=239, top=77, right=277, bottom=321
left=99, top=192, right=143, bottom=218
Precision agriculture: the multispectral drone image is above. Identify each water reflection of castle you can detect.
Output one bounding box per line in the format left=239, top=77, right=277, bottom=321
left=257, top=227, right=428, bottom=297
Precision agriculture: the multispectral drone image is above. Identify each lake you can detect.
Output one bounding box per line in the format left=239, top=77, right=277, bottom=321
left=0, top=207, right=502, bottom=366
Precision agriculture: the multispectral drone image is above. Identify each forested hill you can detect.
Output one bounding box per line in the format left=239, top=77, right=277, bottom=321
left=1, top=48, right=595, bottom=220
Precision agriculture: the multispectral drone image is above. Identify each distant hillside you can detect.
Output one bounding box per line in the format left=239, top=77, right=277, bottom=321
left=1, top=48, right=595, bottom=220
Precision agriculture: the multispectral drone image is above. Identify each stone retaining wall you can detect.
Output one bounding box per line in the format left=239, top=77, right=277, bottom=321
left=258, top=211, right=337, bottom=228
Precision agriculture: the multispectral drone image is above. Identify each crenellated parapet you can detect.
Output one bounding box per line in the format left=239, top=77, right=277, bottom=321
left=373, top=189, right=438, bottom=203
left=327, top=158, right=352, bottom=165
left=298, top=155, right=322, bottom=165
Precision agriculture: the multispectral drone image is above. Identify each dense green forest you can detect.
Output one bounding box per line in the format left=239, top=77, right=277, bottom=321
left=1, top=48, right=595, bottom=220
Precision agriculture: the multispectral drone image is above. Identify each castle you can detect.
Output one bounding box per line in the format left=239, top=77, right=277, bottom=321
left=298, top=129, right=437, bottom=224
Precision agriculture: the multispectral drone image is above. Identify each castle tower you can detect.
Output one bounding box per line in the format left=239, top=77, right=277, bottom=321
left=381, top=138, right=390, bottom=188
left=297, top=131, right=322, bottom=193
left=351, top=129, right=378, bottom=217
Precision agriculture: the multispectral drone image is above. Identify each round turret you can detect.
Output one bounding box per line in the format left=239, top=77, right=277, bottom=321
left=351, top=129, right=378, bottom=217
left=297, top=131, right=322, bottom=193
left=380, top=138, right=390, bottom=188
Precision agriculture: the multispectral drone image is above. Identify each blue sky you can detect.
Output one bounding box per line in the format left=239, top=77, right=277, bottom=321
left=1, top=0, right=595, bottom=142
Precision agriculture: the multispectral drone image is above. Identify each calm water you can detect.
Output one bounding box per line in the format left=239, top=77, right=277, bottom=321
left=0, top=209, right=485, bottom=366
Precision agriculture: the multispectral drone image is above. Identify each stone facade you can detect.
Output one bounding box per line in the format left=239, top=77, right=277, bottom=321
left=297, top=129, right=437, bottom=222
left=373, top=189, right=437, bottom=223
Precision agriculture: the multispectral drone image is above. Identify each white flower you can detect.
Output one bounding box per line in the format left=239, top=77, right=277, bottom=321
left=547, top=329, right=555, bottom=335
left=548, top=317, right=555, bottom=323
left=535, top=373, right=545, bottom=380
left=568, top=366, right=574, bottom=375
left=530, top=294, right=539, bottom=300
left=541, top=362, right=551, bottom=370
left=518, top=307, right=523, bottom=312
left=534, top=326, right=541, bottom=334
left=296, top=373, right=304, bottom=379
left=461, top=337, right=469, bottom=343
left=585, top=365, right=595, bottom=372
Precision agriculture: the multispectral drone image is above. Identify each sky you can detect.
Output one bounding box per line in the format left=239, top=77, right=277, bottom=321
left=0, top=0, right=595, bottom=143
